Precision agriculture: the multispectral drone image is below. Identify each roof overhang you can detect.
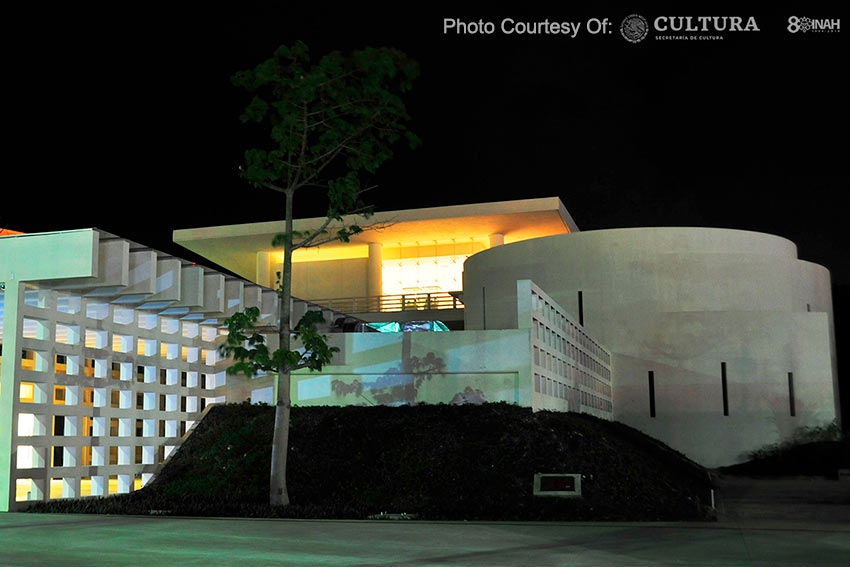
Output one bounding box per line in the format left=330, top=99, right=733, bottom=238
left=173, top=197, right=578, bottom=281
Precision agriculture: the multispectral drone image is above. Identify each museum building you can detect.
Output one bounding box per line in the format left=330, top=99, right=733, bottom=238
left=0, top=197, right=839, bottom=510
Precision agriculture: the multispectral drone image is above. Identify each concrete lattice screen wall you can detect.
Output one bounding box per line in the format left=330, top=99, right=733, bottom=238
left=11, top=286, right=225, bottom=506
left=0, top=229, right=287, bottom=511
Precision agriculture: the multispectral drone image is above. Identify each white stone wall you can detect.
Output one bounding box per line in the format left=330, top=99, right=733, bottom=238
left=227, top=279, right=613, bottom=421
left=462, top=227, right=839, bottom=467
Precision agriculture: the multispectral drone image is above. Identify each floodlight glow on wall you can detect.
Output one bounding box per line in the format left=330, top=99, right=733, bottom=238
left=381, top=254, right=468, bottom=295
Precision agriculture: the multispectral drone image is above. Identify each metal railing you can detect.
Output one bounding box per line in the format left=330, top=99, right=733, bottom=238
left=307, top=291, right=463, bottom=314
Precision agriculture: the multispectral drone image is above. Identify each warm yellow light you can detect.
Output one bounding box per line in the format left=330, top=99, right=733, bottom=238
left=53, top=385, right=66, bottom=405
left=21, top=351, right=36, bottom=371
left=134, top=476, right=143, bottom=491
left=49, top=479, right=63, bottom=499
left=284, top=244, right=370, bottom=264
left=15, top=479, right=32, bottom=502
left=108, top=477, right=119, bottom=494
left=85, top=332, right=98, bottom=349
left=17, top=413, right=36, bottom=436
left=80, top=478, right=92, bottom=497
left=19, top=382, right=35, bottom=403
left=382, top=254, right=468, bottom=296
left=382, top=239, right=487, bottom=260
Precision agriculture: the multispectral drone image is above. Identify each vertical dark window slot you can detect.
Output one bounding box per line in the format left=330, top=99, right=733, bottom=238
left=721, top=362, right=729, bottom=416
left=578, top=291, right=584, bottom=326
left=648, top=370, right=656, bottom=418
left=788, top=372, right=796, bottom=416
left=53, top=416, right=65, bottom=436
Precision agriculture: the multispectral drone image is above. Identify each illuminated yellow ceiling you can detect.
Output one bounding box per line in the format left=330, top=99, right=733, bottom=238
left=173, top=197, right=577, bottom=281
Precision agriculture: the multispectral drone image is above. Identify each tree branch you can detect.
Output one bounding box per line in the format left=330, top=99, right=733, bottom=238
left=305, top=97, right=370, bottom=117
left=260, top=181, right=287, bottom=193
left=290, top=216, right=336, bottom=251
left=299, top=221, right=395, bottom=248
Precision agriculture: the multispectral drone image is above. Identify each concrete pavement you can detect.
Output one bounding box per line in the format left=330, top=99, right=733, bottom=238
left=0, top=513, right=848, bottom=567
left=1, top=476, right=848, bottom=566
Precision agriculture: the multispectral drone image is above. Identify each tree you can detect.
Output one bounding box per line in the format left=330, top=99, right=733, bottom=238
left=219, top=41, right=419, bottom=507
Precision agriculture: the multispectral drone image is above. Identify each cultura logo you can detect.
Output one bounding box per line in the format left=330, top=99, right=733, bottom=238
left=620, top=14, right=649, bottom=43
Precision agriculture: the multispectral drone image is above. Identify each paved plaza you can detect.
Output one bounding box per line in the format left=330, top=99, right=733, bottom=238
left=0, top=476, right=847, bottom=566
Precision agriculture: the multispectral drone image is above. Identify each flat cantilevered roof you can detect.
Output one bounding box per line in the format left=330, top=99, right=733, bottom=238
left=173, top=197, right=578, bottom=281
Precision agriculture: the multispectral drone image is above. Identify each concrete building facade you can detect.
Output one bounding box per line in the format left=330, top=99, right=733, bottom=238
left=462, top=227, right=838, bottom=466
left=177, top=198, right=839, bottom=467
left=0, top=229, right=352, bottom=511
left=0, top=197, right=841, bottom=508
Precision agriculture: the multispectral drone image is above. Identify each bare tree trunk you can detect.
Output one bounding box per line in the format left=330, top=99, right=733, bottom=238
left=270, top=189, right=295, bottom=507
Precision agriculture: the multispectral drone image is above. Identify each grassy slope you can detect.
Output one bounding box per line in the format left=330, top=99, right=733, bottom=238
left=27, top=403, right=714, bottom=520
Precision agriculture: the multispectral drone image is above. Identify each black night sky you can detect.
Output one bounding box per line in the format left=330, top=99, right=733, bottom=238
left=5, top=6, right=848, bottom=426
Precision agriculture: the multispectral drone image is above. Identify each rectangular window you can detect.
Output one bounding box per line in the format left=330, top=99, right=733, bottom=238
left=53, top=416, right=65, bottom=436
left=57, top=294, right=82, bottom=314
left=80, top=446, right=92, bottom=466
left=52, top=446, right=63, bottom=467
left=788, top=372, right=796, bottom=417
left=82, top=416, right=93, bottom=436
left=80, top=477, right=93, bottom=497
left=86, top=302, right=109, bottom=320
left=53, top=385, right=66, bottom=405
left=721, top=362, right=729, bottom=416
left=648, top=371, right=656, bottom=418
left=577, top=290, right=584, bottom=326
left=113, top=307, right=135, bottom=325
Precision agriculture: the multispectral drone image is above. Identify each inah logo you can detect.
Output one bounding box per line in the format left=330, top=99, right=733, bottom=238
left=620, top=14, right=648, bottom=43
left=788, top=16, right=841, bottom=33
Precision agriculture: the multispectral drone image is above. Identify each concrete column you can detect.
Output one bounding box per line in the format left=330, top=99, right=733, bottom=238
left=0, top=279, right=20, bottom=512
left=367, top=242, right=383, bottom=297
left=489, top=233, right=505, bottom=248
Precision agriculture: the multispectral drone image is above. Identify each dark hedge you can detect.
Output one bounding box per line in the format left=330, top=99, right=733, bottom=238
left=719, top=439, right=850, bottom=478
left=26, top=402, right=713, bottom=521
